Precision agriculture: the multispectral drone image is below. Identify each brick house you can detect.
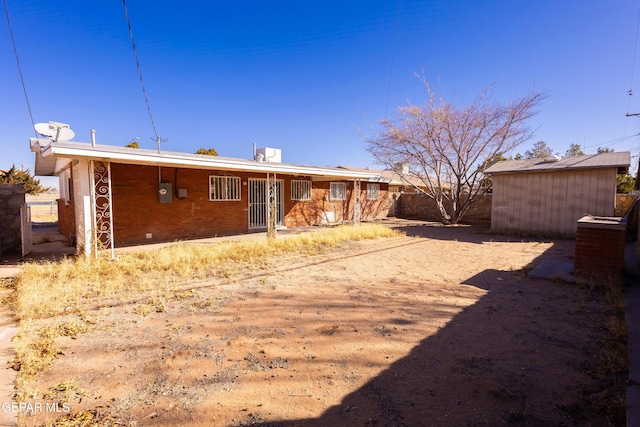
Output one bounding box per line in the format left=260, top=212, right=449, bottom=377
left=31, top=139, right=390, bottom=255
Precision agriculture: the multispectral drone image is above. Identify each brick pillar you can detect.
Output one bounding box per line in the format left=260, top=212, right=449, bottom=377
left=574, top=216, right=626, bottom=279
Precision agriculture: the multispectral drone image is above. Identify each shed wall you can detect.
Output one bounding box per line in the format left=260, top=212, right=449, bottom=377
left=491, top=168, right=616, bottom=235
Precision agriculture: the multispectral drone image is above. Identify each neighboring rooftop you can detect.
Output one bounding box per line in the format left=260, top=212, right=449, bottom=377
left=484, top=152, right=631, bottom=175
left=338, top=166, right=444, bottom=189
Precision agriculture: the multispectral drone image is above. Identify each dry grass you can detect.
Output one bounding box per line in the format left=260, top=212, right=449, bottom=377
left=16, top=224, right=399, bottom=321
left=29, top=204, right=58, bottom=224
left=12, top=224, right=401, bottom=398
left=580, top=276, right=629, bottom=424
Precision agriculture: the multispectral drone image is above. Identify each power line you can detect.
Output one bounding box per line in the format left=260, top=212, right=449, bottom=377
left=627, top=10, right=640, bottom=115
left=122, top=0, right=159, bottom=140
left=3, top=0, right=36, bottom=133
left=624, top=9, right=640, bottom=148
left=582, top=132, right=640, bottom=150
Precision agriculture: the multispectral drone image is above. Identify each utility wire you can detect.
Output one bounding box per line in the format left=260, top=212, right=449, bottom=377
left=122, top=0, right=159, bottom=140
left=385, top=0, right=402, bottom=118
left=623, top=9, right=640, bottom=152
left=582, top=132, right=640, bottom=151
left=3, top=0, right=36, bottom=134
left=627, top=10, right=640, bottom=115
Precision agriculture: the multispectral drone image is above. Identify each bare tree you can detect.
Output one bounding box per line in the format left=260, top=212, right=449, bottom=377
left=365, top=82, right=546, bottom=224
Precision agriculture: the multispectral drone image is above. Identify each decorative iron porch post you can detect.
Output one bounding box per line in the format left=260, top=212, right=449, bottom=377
left=267, top=172, right=277, bottom=239
left=90, top=160, right=115, bottom=259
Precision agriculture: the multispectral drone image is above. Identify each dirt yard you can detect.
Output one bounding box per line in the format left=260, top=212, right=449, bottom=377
left=17, top=221, right=624, bottom=426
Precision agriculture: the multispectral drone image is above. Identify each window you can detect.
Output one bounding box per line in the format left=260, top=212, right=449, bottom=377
left=291, top=180, right=312, bottom=201
left=367, top=183, right=380, bottom=200
left=209, top=176, right=241, bottom=201
left=330, top=182, right=346, bottom=200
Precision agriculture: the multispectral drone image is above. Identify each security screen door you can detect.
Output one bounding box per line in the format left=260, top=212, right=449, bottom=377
left=248, top=178, right=284, bottom=229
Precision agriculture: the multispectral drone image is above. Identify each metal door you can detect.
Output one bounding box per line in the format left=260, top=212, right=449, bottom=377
left=248, top=178, right=283, bottom=229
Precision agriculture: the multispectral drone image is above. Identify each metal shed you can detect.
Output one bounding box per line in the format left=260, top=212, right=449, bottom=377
left=485, top=152, right=631, bottom=235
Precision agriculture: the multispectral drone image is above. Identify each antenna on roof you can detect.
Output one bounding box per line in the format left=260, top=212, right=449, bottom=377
left=34, top=121, right=75, bottom=142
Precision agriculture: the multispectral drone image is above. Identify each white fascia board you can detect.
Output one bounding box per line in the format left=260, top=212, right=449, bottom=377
left=40, top=143, right=384, bottom=181
left=311, top=175, right=391, bottom=183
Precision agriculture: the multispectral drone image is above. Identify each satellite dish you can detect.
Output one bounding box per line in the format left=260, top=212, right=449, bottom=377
left=34, top=123, right=56, bottom=138
left=33, top=121, right=75, bottom=142
left=55, top=127, right=74, bottom=141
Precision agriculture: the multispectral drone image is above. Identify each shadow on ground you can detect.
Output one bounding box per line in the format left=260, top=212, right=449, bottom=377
left=238, top=223, right=620, bottom=426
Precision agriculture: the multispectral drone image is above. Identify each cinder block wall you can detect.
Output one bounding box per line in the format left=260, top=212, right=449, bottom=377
left=574, top=225, right=626, bottom=278
left=0, top=184, right=26, bottom=255
left=396, top=193, right=491, bottom=222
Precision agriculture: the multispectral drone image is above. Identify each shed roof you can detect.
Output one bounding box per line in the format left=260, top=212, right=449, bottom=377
left=484, top=152, right=630, bottom=175
left=30, top=139, right=389, bottom=182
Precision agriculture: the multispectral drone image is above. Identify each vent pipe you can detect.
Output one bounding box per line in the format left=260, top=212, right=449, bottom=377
left=90, top=129, right=96, bottom=146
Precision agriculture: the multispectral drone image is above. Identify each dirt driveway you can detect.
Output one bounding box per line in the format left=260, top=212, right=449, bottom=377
left=20, top=221, right=623, bottom=426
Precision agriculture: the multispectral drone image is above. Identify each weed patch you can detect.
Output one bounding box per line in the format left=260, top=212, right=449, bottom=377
left=15, top=224, right=401, bottom=321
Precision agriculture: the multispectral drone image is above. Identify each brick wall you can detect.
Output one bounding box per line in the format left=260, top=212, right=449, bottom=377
left=109, top=164, right=389, bottom=246
left=396, top=193, right=491, bottom=222
left=574, top=223, right=626, bottom=279
left=57, top=200, right=75, bottom=239
left=111, top=164, right=250, bottom=246
left=0, top=184, right=25, bottom=255
left=287, top=181, right=389, bottom=226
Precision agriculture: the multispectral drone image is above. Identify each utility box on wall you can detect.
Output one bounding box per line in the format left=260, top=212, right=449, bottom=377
left=158, top=182, right=173, bottom=204
left=176, top=188, right=188, bottom=199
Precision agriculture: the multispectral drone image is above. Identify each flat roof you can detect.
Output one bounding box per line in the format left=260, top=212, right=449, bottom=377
left=31, top=139, right=389, bottom=182
left=484, top=152, right=631, bottom=175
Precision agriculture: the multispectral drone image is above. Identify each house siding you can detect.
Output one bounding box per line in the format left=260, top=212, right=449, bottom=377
left=490, top=168, right=617, bottom=235
left=109, top=164, right=389, bottom=247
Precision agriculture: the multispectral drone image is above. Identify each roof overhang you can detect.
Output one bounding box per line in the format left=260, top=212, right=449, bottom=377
left=31, top=138, right=72, bottom=176
left=31, top=139, right=389, bottom=182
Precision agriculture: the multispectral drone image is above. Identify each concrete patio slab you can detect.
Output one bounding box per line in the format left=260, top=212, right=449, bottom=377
left=528, top=259, right=576, bottom=283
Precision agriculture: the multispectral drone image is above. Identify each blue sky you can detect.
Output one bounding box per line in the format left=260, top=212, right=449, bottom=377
left=1, top=1, right=639, bottom=187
